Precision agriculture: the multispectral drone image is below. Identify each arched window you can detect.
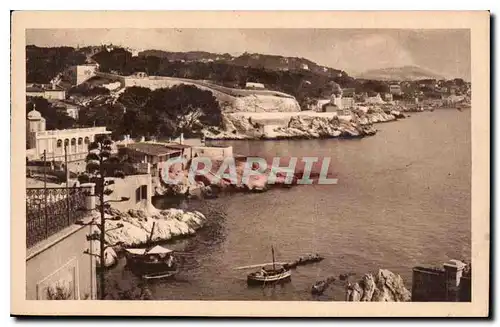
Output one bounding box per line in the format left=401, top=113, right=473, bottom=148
left=64, top=139, right=69, bottom=146
left=84, top=137, right=90, bottom=144
left=78, top=137, right=83, bottom=145
left=56, top=139, right=62, bottom=148
left=71, top=138, right=76, bottom=146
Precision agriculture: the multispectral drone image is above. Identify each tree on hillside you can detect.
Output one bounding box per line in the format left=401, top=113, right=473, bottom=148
left=116, top=87, right=153, bottom=137
left=147, top=85, right=222, bottom=137
left=77, top=104, right=125, bottom=139
left=117, top=86, right=152, bottom=111
left=145, top=56, right=162, bottom=75
left=356, top=80, right=389, bottom=95
left=68, top=84, right=111, bottom=97
left=114, top=84, right=221, bottom=138
left=26, top=46, right=86, bottom=83
left=453, top=78, right=466, bottom=87
left=92, top=48, right=133, bottom=74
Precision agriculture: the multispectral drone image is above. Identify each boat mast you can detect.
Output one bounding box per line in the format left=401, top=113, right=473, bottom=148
left=147, top=222, right=156, bottom=246
left=271, top=246, right=275, bottom=270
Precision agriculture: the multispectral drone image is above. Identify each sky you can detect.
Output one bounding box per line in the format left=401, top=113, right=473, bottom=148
left=26, top=29, right=471, bottom=80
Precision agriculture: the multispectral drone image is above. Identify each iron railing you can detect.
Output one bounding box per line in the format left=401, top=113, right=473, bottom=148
left=26, top=186, right=90, bottom=248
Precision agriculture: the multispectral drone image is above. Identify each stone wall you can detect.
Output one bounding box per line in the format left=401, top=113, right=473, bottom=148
left=26, top=224, right=97, bottom=300
left=412, top=267, right=447, bottom=301
left=411, top=260, right=471, bottom=302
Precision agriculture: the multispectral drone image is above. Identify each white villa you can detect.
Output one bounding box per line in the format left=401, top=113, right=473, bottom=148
left=26, top=107, right=111, bottom=162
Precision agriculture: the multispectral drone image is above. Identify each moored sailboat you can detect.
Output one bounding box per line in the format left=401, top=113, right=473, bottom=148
left=238, top=246, right=292, bottom=285
left=124, top=222, right=178, bottom=278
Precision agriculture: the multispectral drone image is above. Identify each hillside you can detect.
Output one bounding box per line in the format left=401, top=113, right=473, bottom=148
left=138, top=50, right=347, bottom=79
left=84, top=72, right=301, bottom=113
left=25, top=46, right=390, bottom=108
left=357, top=65, right=445, bottom=81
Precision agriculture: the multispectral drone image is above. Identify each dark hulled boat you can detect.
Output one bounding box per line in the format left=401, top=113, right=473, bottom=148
left=124, top=222, right=178, bottom=278
left=245, top=246, right=292, bottom=285
left=124, top=244, right=178, bottom=274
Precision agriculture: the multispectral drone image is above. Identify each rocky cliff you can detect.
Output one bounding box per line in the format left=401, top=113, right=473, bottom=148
left=203, top=108, right=399, bottom=140
left=346, top=269, right=411, bottom=302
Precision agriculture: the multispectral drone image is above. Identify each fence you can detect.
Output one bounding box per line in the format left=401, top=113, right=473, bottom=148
left=26, top=186, right=90, bottom=248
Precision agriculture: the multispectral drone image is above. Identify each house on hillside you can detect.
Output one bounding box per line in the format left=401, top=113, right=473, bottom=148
left=62, top=64, right=99, bottom=86
left=133, top=72, right=148, bottom=79
left=339, top=88, right=355, bottom=109
left=383, top=93, right=393, bottom=102
left=26, top=83, right=66, bottom=100
left=322, top=102, right=338, bottom=113
left=389, top=84, right=402, bottom=96
left=245, top=82, right=265, bottom=89
left=26, top=107, right=111, bottom=165
left=117, top=143, right=184, bottom=177
left=342, top=88, right=356, bottom=98
left=365, top=93, right=385, bottom=104
left=49, top=100, right=82, bottom=120
left=315, top=99, right=333, bottom=112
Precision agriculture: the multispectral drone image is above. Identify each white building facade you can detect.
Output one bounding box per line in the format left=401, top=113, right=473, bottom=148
left=26, top=108, right=111, bottom=162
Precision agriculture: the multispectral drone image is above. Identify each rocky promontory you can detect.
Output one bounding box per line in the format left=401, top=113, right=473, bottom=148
left=203, top=107, right=401, bottom=140
left=345, top=269, right=411, bottom=302
left=89, top=206, right=206, bottom=267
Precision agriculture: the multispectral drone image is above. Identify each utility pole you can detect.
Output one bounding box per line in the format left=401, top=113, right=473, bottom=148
left=65, top=143, right=70, bottom=224
left=43, top=150, right=48, bottom=237
left=98, top=153, right=106, bottom=300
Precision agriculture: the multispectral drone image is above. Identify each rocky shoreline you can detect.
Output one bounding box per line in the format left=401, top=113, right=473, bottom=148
left=203, top=106, right=406, bottom=140
left=90, top=206, right=206, bottom=267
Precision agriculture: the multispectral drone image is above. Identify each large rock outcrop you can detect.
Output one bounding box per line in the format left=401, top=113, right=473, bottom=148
left=204, top=112, right=381, bottom=140
left=231, top=94, right=301, bottom=113
left=89, top=207, right=206, bottom=267
left=346, top=269, right=411, bottom=302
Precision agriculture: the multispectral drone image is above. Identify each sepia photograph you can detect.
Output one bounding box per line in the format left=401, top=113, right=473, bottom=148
left=11, top=11, right=490, bottom=317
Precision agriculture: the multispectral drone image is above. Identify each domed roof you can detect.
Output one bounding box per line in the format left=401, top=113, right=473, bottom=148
left=27, top=108, right=44, bottom=120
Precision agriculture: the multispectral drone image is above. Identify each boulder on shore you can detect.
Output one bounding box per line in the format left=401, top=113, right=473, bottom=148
left=346, top=269, right=411, bottom=302
left=89, top=207, right=207, bottom=267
